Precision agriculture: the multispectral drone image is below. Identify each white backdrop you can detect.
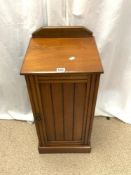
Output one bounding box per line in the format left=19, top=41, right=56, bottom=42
left=0, top=0, right=131, bottom=123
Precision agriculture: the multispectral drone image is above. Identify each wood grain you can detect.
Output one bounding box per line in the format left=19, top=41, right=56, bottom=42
left=51, top=83, right=64, bottom=141
left=39, top=83, right=56, bottom=141
left=20, top=27, right=103, bottom=75
left=73, top=83, right=87, bottom=141
left=63, top=83, right=74, bottom=141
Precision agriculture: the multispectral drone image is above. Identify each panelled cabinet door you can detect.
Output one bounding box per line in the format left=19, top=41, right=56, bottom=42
left=38, top=79, right=89, bottom=145
left=27, top=74, right=100, bottom=149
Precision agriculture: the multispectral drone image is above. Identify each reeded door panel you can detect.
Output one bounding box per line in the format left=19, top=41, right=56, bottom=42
left=36, top=75, right=92, bottom=146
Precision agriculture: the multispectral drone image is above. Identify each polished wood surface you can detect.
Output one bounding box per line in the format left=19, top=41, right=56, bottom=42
left=20, top=37, right=103, bottom=74
left=21, top=27, right=103, bottom=153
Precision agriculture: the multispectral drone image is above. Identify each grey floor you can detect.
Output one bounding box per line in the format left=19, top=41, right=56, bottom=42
left=0, top=117, right=131, bottom=175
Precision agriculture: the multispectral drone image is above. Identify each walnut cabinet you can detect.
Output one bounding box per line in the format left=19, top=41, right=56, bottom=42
left=20, top=27, right=103, bottom=153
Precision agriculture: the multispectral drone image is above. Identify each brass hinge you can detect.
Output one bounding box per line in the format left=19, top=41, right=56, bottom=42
left=34, top=113, right=41, bottom=123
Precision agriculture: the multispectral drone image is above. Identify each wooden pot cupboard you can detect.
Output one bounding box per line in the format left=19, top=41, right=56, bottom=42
left=20, top=26, right=103, bottom=153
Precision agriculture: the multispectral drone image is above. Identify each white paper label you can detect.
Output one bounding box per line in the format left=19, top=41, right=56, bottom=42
left=56, top=67, right=65, bottom=72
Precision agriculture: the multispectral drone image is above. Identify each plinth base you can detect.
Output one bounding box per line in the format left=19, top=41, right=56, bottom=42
left=38, top=145, right=91, bottom=153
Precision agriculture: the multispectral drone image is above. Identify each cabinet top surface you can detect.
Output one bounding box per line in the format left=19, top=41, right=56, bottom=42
left=20, top=37, right=103, bottom=74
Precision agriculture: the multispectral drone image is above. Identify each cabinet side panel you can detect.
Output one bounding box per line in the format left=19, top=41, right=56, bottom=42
left=51, top=83, right=64, bottom=141
left=84, top=74, right=100, bottom=144
left=63, top=83, right=74, bottom=141
left=25, top=75, right=45, bottom=146
left=73, top=83, right=87, bottom=141
left=39, top=83, right=56, bottom=141
left=87, top=74, right=100, bottom=144
left=81, top=76, right=91, bottom=143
